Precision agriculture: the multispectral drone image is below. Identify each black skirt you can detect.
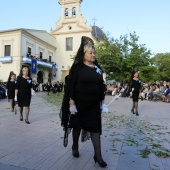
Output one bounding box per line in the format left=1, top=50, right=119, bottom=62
left=6, top=81, right=16, bottom=99
left=132, top=90, right=139, bottom=102
left=69, top=102, right=102, bottom=134
left=18, top=91, right=31, bottom=107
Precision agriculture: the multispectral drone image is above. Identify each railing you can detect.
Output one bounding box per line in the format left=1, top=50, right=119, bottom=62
left=22, top=56, right=58, bottom=69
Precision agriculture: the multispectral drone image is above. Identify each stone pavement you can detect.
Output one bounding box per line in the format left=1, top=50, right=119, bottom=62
left=0, top=93, right=170, bottom=170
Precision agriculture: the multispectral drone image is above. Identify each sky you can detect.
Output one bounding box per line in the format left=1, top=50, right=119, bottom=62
left=0, top=0, right=170, bottom=54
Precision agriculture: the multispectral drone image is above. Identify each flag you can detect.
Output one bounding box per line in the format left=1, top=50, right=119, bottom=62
left=31, top=59, right=37, bottom=74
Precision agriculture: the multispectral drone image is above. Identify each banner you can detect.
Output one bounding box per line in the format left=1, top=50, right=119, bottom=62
left=31, top=59, right=37, bottom=74
left=52, top=64, right=57, bottom=77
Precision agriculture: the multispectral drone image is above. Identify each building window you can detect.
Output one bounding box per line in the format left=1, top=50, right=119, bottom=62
left=27, top=47, right=32, bottom=55
left=40, top=52, right=43, bottom=59
left=4, top=45, right=11, bottom=56
left=49, top=56, right=52, bottom=62
left=72, top=7, right=76, bottom=16
left=66, top=37, right=73, bottom=51
left=65, top=8, right=69, bottom=17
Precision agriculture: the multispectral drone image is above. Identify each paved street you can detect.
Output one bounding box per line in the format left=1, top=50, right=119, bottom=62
left=0, top=93, right=170, bottom=170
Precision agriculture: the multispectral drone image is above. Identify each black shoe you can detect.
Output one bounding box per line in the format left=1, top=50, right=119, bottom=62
left=131, top=109, right=135, bottom=114
left=20, top=118, right=23, bottom=121
left=93, top=155, right=107, bottom=168
left=136, top=112, right=139, bottom=116
left=25, top=119, right=30, bottom=124
left=72, top=145, right=79, bottom=158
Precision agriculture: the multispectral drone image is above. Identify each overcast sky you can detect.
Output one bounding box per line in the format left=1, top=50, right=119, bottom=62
left=0, top=0, right=170, bottom=54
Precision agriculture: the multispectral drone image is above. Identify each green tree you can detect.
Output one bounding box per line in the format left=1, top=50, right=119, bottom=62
left=151, top=53, right=170, bottom=81
left=96, top=32, right=152, bottom=83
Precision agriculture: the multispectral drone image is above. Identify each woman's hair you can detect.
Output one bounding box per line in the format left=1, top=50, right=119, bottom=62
left=19, top=66, right=30, bottom=77
left=7, top=71, right=15, bottom=82
left=84, top=44, right=95, bottom=54
left=10, top=73, right=15, bottom=78
left=131, top=68, right=139, bottom=80
left=22, top=67, right=28, bottom=73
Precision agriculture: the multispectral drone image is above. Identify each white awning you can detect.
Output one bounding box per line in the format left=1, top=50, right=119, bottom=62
left=0, top=56, right=12, bottom=63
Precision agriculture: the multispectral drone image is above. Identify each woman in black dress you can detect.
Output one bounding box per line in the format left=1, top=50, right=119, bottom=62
left=131, top=68, right=141, bottom=116
left=15, top=67, right=33, bottom=124
left=6, top=73, right=16, bottom=112
left=61, top=36, right=107, bottom=167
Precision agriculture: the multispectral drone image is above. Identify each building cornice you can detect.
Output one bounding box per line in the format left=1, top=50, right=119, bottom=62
left=51, top=22, right=92, bottom=35
left=21, top=30, right=57, bottom=50
left=59, top=0, right=82, bottom=5
left=52, top=29, right=91, bottom=35
left=0, top=29, right=57, bottom=50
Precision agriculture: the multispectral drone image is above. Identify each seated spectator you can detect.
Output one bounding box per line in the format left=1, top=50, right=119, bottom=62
left=106, top=84, right=114, bottom=95
left=148, top=85, right=154, bottom=100
left=112, top=85, right=118, bottom=96
left=118, top=86, right=124, bottom=96
left=162, top=85, right=170, bottom=102
left=153, top=85, right=161, bottom=101
left=122, top=84, right=130, bottom=97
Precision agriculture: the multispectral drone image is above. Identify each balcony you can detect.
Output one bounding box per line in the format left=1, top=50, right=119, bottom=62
left=0, top=56, right=12, bottom=63
left=22, top=56, right=58, bottom=69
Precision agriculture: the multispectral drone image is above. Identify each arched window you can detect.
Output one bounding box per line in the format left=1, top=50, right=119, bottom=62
left=65, top=8, right=69, bottom=17
left=72, top=7, right=76, bottom=16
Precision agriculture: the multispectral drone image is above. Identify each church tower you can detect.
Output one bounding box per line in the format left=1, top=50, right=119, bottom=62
left=58, top=0, right=85, bottom=27
left=52, top=0, right=91, bottom=34
left=51, top=0, right=94, bottom=82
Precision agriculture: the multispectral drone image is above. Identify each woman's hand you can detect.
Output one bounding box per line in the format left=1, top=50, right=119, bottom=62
left=101, top=103, right=109, bottom=113
left=69, top=105, right=78, bottom=115
left=69, top=99, right=75, bottom=106
left=14, top=96, right=17, bottom=101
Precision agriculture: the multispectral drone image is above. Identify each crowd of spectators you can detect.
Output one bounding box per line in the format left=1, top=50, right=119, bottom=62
left=32, top=81, right=64, bottom=93
left=106, top=81, right=170, bottom=103
left=26, top=53, right=57, bottom=66
left=0, top=81, right=64, bottom=99
left=0, top=82, right=6, bottom=99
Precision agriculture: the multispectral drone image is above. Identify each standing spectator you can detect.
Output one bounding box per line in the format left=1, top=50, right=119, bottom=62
left=60, top=82, right=64, bottom=92
left=39, top=83, right=43, bottom=92
left=46, top=82, right=51, bottom=95
left=56, top=81, right=61, bottom=93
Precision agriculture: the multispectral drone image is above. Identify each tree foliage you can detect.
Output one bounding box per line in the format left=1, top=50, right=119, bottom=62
left=95, top=32, right=168, bottom=83
left=151, top=53, right=170, bottom=81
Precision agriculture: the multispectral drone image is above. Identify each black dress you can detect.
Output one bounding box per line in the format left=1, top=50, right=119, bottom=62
left=16, top=76, right=32, bottom=107
left=69, top=64, right=104, bottom=134
left=6, top=81, right=16, bottom=99
left=131, top=79, right=141, bottom=102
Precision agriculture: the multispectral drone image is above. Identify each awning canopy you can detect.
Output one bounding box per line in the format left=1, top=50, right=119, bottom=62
left=0, top=56, right=12, bottom=63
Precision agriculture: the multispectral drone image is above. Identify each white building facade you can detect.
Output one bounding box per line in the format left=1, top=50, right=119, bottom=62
left=0, top=29, right=57, bottom=83
left=0, top=0, right=105, bottom=83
